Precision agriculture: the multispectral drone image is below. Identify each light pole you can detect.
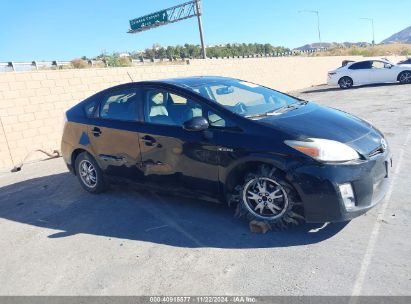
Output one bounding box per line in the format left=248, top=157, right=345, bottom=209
left=360, top=17, right=375, bottom=45
left=299, top=10, right=322, bottom=49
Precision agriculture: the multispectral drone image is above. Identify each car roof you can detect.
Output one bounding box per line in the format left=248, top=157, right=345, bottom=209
left=344, top=58, right=393, bottom=67
left=153, top=76, right=237, bottom=88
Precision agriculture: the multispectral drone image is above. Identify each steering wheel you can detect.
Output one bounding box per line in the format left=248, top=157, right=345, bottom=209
left=233, top=102, right=247, bottom=115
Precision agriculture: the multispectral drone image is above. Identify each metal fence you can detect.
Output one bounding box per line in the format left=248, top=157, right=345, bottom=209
left=0, top=49, right=327, bottom=73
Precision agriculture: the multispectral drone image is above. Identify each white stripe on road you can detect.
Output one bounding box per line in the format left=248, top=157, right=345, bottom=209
left=351, top=130, right=411, bottom=299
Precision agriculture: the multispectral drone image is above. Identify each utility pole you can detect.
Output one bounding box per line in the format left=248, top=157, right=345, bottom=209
left=360, top=18, right=375, bottom=45
left=299, top=10, right=322, bottom=49
left=195, top=0, right=207, bottom=59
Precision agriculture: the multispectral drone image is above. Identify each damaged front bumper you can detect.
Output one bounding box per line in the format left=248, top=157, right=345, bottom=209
left=289, top=150, right=392, bottom=223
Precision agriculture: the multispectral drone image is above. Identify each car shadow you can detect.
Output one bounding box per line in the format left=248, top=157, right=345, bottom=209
left=0, top=172, right=348, bottom=249
left=301, top=82, right=400, bottom=94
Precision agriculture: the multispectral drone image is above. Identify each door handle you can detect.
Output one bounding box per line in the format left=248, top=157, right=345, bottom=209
left=92, top=127, right=101, bottom=137
left=142, top=135, right=156, bottom=146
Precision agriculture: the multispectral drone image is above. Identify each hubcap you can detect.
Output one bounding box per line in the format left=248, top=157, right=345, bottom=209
left=400, top=72, right=411, bottom=83
left=242, top=177, right=289, bottom=220
left=79, top=160, right=97, bottom=188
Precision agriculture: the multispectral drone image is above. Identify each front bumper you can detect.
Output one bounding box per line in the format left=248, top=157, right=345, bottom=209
left=289, top=151, right=392, bottom=223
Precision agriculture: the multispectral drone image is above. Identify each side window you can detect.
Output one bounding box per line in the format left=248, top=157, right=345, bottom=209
left=99, top=89, right=139, bottom=121
left=144, top=89, right=203, bottom=126
left=169, top=93, right=188, bottom=104
left=349, top=61, right=371, bottom=70
left=208, top=110, right=237, bottom=128
left=84, top=100, right=96, bottom=118
left=372, top=61, right=385, bottom=69
left=208, top=111, right=226, bottom=127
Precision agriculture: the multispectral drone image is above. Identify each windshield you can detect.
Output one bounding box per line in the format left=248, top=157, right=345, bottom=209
left=183, top=79, right=302, bottom=118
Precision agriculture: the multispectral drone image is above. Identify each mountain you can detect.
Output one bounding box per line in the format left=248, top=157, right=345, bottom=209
left=381, top=26, right=411, bottom=44
left=294, top=42, right=370, bottom=51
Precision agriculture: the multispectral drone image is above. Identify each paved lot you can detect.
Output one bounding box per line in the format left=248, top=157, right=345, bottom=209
left=0, top=83, right=410, bottom=296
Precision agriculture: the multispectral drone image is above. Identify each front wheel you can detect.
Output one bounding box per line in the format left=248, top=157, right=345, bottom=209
left=338, top=76, right=353, bottom=89
left=229, top=165, right=304, bottom=229
left=398, top=71, right=411, bottom=84
left=75, top=152, right=107, bottom=193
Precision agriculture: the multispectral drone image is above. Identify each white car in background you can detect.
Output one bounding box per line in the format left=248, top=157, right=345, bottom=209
left=327, top=59, right=411, bottom=89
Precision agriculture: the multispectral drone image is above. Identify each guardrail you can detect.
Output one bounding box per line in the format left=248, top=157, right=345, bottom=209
left=0, top=48, right=328, bottom=73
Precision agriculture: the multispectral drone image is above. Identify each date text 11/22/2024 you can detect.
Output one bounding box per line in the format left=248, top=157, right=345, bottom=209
left=149, top=296, right=257, bottom=303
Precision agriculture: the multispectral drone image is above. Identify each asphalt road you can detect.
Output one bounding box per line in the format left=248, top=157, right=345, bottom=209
left=0, top=83, right=410, bottom=296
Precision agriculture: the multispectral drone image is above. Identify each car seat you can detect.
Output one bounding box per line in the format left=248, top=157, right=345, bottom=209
left=147, top=92, right=174, bottom=125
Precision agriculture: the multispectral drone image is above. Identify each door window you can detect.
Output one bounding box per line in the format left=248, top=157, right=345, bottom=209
left=144, top=89, right=203, bottom=126
left=349, top=61, right=372, bottom=70
left=100, top=89, right=140, bottom=121
left=371, top=61, right=385, bottom=69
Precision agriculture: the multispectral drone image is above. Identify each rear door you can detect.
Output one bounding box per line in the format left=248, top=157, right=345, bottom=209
left=348, top=61, right=372, bottom=84
left=87, top=86, right=144, bottom=180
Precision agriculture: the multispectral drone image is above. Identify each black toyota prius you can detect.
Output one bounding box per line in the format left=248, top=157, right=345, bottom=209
left=61, top=76, right=392, bottom=228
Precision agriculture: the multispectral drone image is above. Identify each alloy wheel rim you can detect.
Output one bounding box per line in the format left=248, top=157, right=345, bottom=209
left=79, top=160, right=97, bottom=188
left=400, top=72, right=411, bottom=83
left=341, top=78, right=352, bottom=88
left=242, top=177, right=289, bottom=220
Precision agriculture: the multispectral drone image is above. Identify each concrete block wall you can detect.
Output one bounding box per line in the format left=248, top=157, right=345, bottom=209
left=0, top=55, right=403, bottom=170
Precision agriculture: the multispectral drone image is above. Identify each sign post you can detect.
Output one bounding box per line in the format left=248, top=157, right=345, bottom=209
left=195, top=0, right=206, bottom=59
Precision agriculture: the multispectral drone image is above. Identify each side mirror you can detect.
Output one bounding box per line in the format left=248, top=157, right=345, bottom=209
left=183, top=116, right=209, bottom=131
left=385, top=64, right=393, bottom=69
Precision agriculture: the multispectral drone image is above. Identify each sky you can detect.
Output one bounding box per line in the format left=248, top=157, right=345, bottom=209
left=1, top=0, right=410, bottom=61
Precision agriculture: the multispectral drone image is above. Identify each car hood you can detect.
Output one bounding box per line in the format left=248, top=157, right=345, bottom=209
left=257, top=102, right=384, bottom=155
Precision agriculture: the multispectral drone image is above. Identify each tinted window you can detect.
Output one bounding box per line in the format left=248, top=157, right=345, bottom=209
left=349, top=61, right=372, bottom=70
left=207, top=111, right=232, bottom=127
left=100, top=89, right=139, bottom=121
left=84, top=100, right=96, bottom=118
left=143, top=89, right=203, bottom=126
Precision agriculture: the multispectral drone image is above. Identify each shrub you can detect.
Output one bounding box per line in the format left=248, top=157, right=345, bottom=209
left=71, top=59, right=88, bottom=69
left=118, top=57, right=132, bottom=67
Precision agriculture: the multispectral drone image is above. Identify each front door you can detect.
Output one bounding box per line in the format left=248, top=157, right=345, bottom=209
left=138, top=87, right=220, bottom=197
left=87, top=87, right=144, bottom=180
left=369, top=60, right=398, bottom=83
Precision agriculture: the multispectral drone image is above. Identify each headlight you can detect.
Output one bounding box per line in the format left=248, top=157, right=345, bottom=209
left=284, top=138, right=360, bottom=162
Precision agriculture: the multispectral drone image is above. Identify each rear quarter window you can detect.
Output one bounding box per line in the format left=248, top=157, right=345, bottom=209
left=84, top=100, right=96, bottom=118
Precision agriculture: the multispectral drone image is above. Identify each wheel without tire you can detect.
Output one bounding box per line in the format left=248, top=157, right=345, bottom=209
left=338, top=76, right=353, bottom=89
left=229, top=164, right=304, bottom=229
left=398, top=71, right=411, bottom=84
left=75, top=152, right=107, bottom=193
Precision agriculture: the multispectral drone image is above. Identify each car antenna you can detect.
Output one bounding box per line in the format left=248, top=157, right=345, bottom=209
left=127, top=71, right=134, bottom=82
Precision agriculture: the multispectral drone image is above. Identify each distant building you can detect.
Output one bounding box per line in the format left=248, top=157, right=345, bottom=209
left=119, top=53, right=130, bottom=58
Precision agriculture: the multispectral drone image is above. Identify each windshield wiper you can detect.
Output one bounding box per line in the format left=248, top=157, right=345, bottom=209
left=245, top=101, right=308, bottom=119
left=274, top=101, right=307, bottom=113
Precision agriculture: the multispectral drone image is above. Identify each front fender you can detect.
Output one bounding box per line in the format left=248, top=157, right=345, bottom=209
left=219, top=152, right=298, bottom=197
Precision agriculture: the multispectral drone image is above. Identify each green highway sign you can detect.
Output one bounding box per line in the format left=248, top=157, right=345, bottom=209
left=129, top=10, right=168, bottom=31
left=127, top=1, right=206, bottom=59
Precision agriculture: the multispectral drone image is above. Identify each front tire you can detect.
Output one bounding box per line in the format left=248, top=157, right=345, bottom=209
left=75, top=152, right=107, bottom=193
left=398, top=71, right=411, bottom=84
left=338, top=76, right=353, bottom=89
left=229, top=165, right=304, bottom=229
